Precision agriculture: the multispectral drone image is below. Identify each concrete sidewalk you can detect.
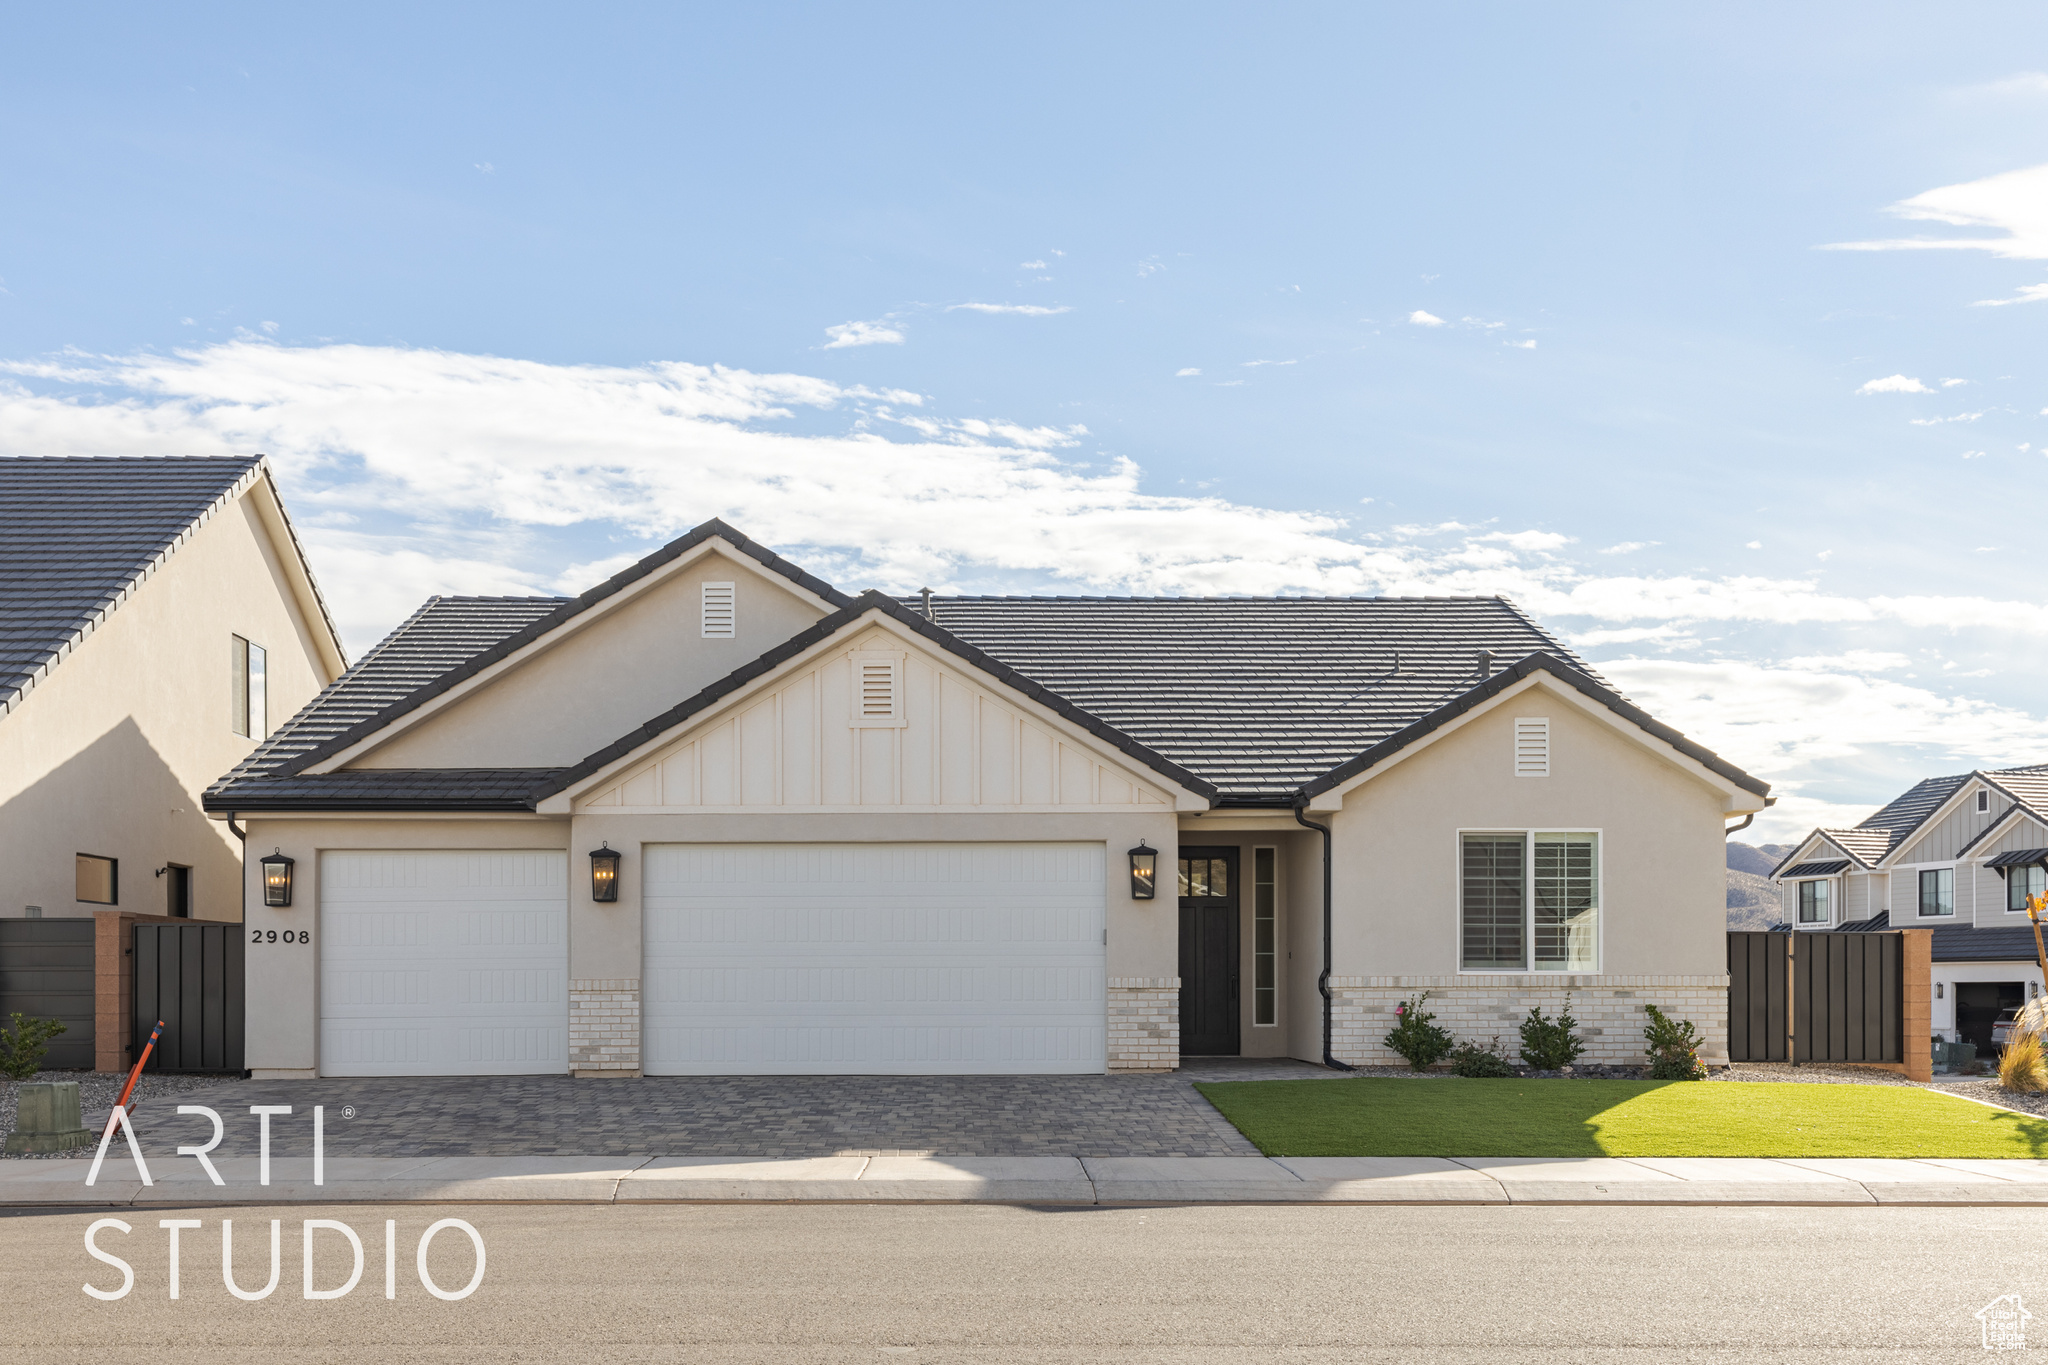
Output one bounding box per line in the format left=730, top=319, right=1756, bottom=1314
left=8, top=1152, right=2048, bottom=1206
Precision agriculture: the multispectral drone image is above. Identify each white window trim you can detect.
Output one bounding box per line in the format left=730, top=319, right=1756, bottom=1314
left=2003, top=861, right=2048, bottom=915
left=1912, top=862, right=1959, bottom=921
left=1793, top=876, right=1836, bottom=929
left=1252, top=844, right=1279, bottom=1027
left=1453, top=827, right=1603, bottom=974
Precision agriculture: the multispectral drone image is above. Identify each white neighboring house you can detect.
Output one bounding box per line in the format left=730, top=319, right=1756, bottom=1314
left=1770, top=764, right=2048, bottom=1051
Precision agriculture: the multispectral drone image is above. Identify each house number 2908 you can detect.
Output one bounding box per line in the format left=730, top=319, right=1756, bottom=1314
left=251, top=930, right=310, bottom=944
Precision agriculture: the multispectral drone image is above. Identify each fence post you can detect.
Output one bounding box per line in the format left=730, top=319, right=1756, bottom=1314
left=1900, top=929, right=1932, bottom=1082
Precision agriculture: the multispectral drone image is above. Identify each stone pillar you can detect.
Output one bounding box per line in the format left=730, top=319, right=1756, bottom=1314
left=94, top=910, right=181, bottom=1073
left=1107, top=977, right=1180, bottom=1070
left=1901, top=929, right=1932, bottom=1082
left=569, top=978, right=641, bottom=1077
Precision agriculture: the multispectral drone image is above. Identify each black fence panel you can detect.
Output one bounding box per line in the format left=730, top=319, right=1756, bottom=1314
left=1794, top=931, right=1902, bottom=1064
left=0, top=919, right=96, bottom=1069
left=133, top=923, right=244, bottom=1073
left=1727, top=931, right=1788, bottom=1062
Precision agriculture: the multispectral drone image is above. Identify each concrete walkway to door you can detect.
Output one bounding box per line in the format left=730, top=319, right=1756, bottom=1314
left=41, top=1059, right=1345, bottom=1160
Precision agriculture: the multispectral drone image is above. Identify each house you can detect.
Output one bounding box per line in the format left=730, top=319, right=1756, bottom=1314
left=204, top=519, right=1769, bottom=1079
left=1770, top=764, right=2048, bottom=1052
left=1, top=456, right=345, bottom=924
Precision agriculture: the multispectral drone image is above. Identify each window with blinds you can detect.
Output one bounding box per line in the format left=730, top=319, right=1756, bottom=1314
left=1513, top=717, right=1549, bottom=777
left=701, top=581, right=736, bottom=638
left=1462, top=831, right=1599, bottom=972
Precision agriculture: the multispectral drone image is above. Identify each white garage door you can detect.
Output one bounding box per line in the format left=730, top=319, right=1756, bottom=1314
left=320, top=851, right=568, bottom=1077
left=643, top=842, right=1106, bottom=1075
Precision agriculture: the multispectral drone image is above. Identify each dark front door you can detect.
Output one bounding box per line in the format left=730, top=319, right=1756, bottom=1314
left=1178, top=846, right=1240, bottom=1056
left=1956, top=982, right=2024, bottom=1055
left=166, top=865, right=191, bottom=918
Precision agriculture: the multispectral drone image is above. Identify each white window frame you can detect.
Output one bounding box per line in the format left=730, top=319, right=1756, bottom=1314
left=230, top=634, right=267, bottom=740
left=1252, top=845, right=1278, bottom=1027
left=1912, top=863, right=1957, bottom=920
left=1977, top=789, right=1991, bottom=814
left=2006, top=863, right=2047, bottom=915
left=1795, top=877, right=1834, bottom=928
left=1453, top=827, right=1602, bottom=974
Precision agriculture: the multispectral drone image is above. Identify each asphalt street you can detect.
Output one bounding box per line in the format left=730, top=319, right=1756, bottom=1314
left=4, top=1201, right=2041, bottom=1362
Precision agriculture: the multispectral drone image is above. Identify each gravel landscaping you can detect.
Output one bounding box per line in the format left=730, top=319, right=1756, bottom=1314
left=0, top=1071, right=247, bottom=1159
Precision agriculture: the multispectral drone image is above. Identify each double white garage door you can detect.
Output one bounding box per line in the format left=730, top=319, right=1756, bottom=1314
left=319, top=843, right=1106, bottom=1076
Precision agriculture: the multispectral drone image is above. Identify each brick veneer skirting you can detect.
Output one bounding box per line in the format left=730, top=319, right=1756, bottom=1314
left=1108, top=977, right=1181, bottom=1071
left=1329, top=974, right=1731, bottom=1068
left=570, top=978, right=641, bottom=1076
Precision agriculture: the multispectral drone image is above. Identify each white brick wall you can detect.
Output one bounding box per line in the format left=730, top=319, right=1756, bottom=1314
left=1329, top=974, right=1730, bottom=1068
left=570, top=978, right=641, bottom=1076
left=1108, top=976, right=1180, bottom=1071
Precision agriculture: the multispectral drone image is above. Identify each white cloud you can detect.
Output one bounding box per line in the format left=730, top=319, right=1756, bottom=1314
left=1018, top=260, right=1048, bottom=270
left=1136, top=258, right=1165, bottom=278
left=1963, top=72, right=2048, bottom=98
left=1745, top=541, right=1763, bottom=549
left=1816, top=549, right=1833, bottom=561
left=1461, top=317, right=1505, bottom=330
left=1973, top=282, right=2048, bottom=306
left=1506, top=339, right=1537, bottom=349
left=260, top=321, right=279, bottom=336
left=1857, top=374, right=1932, bottom=394
left=823, top=319, right=904, bottom=348
left=1175, top=368, right=1201, bottom=377
left=1824, top=161, right=2048, bottom=260
left=1962, top=449, right=1987, bottom=459
left=946, top=303, right=1072, bottom=316
left=1241, top=359, right=1295, bottom=368
left=1909, top=411, right=1983, bottom=426
left=1598, top=541, right=1657, bottom=555
left=1941, top=377, right=1970, bottom=387
left=1408, top=310, right=1446, bottom=327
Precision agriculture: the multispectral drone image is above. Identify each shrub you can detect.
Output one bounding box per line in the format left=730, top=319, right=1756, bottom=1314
left=2001, top=1032, right=2048, bottom=1093
left=1384, top=992, right=1456, bottom=1070
left=1643, top=1003, right=1707, bottom=1081
left=1450, top=1037, right=1516, bottom=1078
left=0, top=1012, right=66, bottom=1082
left=1518, top=995, right=1586, bottom=1071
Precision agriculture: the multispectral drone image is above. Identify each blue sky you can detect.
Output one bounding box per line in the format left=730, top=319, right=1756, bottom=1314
left=3, top=3, right=2046, bottom=838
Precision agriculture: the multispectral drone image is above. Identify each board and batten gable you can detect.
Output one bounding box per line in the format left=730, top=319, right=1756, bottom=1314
left=1316, top=677, right=1735, bottom=979
left=0, top=483, right=337, bottom=922
left=343, top=546, right=833, bottom=771
left=572, top=626, right=1184, bottom=814
left=1893, top=782, right=2004, bottom=867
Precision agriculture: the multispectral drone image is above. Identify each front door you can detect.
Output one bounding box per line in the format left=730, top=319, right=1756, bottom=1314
left=1178, top=847, right=1240, bottom=1056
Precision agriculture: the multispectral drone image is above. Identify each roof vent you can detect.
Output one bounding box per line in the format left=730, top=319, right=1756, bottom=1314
left=852, top=656, right=902, bottom=725
left=1476, top=649, right=1495, bottom=679
left=1513, top=717, right=1550, bottom=778
left=701, top=582, right=736, bottom=638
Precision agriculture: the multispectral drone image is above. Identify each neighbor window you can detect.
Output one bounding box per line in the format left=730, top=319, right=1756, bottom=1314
left=2010, top=865, right=2047, bottom=913
left=1978, top=790, right=1991, bottom=813
left=1798, top=879, right=1830, bottom=924
left=75, top=854, right=117, bottom=905
left=1459, top=832, right=1598, bottom=971
left=231, top=635, right=267, bottom=739
left=1253, top=847, right=1276, bottom=1026
left=1919, top=867, right=1955, bottom=917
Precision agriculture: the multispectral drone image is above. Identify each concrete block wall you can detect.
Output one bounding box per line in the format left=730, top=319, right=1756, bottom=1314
left=569, top=978, right=641, bottom=1076
left=1329, top=974, right=1731, bottom=1068
left=1107, top=977, right=1180, bottom=1071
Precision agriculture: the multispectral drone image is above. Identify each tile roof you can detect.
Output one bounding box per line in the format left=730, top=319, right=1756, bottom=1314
left=1779, top=763, right=2048, bottom=876
left=1820, top=908, right=2047, bottom=964
left=910, top=595, right=1625, bottom=803
left=206, top=595, right=567, bottom=809
left=0, top=455, right=269, bottom=715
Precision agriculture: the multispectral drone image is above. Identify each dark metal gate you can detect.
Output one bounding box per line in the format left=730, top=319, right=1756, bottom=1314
left=133, top=923, right=245, bottom=1073
left=1727, top=930, right=1902, bottom=1064
left=0, top=919, right=96, bottom=1069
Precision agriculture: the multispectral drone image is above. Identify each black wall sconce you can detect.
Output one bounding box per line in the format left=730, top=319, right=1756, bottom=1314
left=1128, top=841, right=1158, bottom=900
left=589, top=843, right=622, bottom=902
left=260, top=849, right=295, bottom=907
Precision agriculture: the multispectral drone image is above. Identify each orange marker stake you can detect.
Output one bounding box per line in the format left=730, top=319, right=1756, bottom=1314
left=101, top=1019, right=165, bottom=1140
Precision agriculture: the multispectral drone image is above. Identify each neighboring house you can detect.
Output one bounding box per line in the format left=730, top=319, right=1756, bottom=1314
left=205, top=519, right=1769, bottom=1080
left=1770, top=765, right=2048, bottom=1052
left=0, top=456, right=346, bottom=923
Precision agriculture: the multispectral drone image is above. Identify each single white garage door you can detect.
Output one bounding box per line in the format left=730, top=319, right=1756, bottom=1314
left=320, top=851, right=568, bottom=1077
left=643, top=842, right=1106, bottom=1075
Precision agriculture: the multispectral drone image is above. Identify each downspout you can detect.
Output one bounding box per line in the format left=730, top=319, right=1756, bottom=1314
left=1724, top=812, right=1755, bottom=837
left=1292, top=798, right=1353, bottom=1071
left=227, top=812, right=248, bottom=922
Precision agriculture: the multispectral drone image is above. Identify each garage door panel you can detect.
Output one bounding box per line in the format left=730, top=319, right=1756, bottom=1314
left=643, top=841, right=1106, bottom=1075
left=320, top=851, right=568, bottom=1077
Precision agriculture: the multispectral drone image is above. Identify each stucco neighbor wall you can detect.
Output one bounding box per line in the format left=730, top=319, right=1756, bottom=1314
left=1318, top=680, right=1736, bottom=1066
left=356, top=549, right=831, bottom=771
left=0, top=491, right=335, bottom=923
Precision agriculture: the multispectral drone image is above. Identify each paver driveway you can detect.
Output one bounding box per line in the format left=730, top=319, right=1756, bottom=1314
left=82, top=1059, right=1341, bottom=1159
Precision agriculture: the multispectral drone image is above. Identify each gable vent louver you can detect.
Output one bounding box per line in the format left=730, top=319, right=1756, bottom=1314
left=701, top=582, right=736, bottom=638
left=1513, top=717, right=1550, bottom=778
left=858, top=658, right=898, bottom=719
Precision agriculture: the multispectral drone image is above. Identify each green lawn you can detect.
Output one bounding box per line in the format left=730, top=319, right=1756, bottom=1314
left=1193, top=1078, right=2048, bottom=1159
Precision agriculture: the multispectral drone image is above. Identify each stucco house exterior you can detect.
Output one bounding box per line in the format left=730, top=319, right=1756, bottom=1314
left=0, top=456, right=345, bottom=925
left=1771, top=765, right=2048, bottom=1052
left=206, top=520, right=1768, bottom=1079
